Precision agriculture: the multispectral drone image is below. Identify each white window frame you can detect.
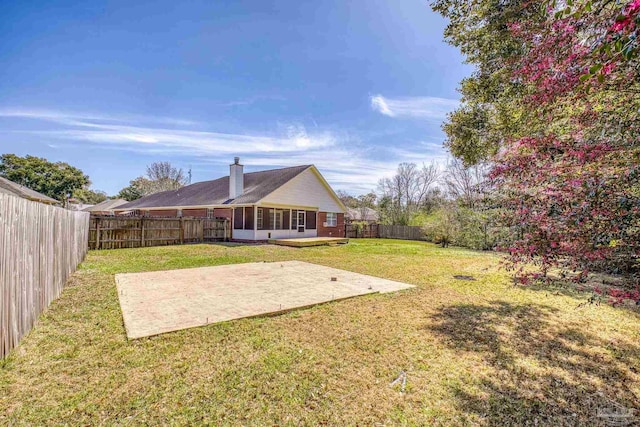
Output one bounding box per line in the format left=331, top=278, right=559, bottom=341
left=326, top=212, right=337, bottom=227
left=257, top=208, right=263, bottom=229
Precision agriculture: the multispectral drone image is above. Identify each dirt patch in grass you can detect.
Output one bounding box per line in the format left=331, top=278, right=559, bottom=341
left=1, top=240, right=639, bottom=426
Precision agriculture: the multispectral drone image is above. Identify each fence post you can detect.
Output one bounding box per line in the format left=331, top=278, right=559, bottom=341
left=95, top=217, right=101, bottom=250
left=140, top=217, right=145, bottom=247
left=179, top=217, right=184, bottom=245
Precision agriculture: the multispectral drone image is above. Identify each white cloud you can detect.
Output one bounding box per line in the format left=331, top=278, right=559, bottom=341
left=2, top=110, right=334, bottom=155
left=370, top=95, right=395, bottom=116
left=0, top=108, right=446, bottom=194
left=370, top=95, right=458, bottom=120
left=281, top=122, right=326, bottom=149
left=0, top=108, right=199, bottom=128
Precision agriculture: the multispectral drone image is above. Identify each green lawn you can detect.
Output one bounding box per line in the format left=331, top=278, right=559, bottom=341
left=1, top=240, right=638, bottom=426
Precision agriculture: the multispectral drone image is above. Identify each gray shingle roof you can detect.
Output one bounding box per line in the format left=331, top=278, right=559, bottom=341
left=0, top=176, right=59, bottom=204
left=83, top=198, right=128, bottom=212
left=118, top=165, right=311, bottom=209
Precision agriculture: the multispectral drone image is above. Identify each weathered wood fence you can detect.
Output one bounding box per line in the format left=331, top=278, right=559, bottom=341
left=344, top=223, right=425, bottom=241
left=378, top=224, right=425, bottom=241
left=89, top=216, right=231, bottom=250
left=345, top=223, right=379, bottom=238
left=1, top=193, right=89, bottom=359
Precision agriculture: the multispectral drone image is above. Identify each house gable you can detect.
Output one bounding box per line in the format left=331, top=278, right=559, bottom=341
left=116, top=165, right=310, bottom=211
left=260, top=166, right=346, bottom=213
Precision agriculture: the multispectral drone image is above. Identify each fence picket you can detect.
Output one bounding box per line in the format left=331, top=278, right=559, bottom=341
left=88, top=216, right=231, bottom=250
left=344, top=223, right=424, bottom=241
left=0, top=193, right=89, bottom=359
left=378, top=224, right=424, bottom=240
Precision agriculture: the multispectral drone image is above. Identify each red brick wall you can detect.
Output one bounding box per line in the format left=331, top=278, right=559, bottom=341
left=182, top=208, right=207, bottom=218
left=317, top=212, right=345, bottom=238
left=146, top=209, right=178, bottom=217
left=140, top=208, right=232, bottom=218
left=214, top=208, right=232, bottom=220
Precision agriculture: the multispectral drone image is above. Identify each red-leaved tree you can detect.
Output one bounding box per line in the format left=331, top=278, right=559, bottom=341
left=492, top=0, right=640, bottom=304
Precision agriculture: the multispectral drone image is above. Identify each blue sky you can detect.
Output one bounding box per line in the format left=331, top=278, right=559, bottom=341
left=0, top=0, right=471, bottom=195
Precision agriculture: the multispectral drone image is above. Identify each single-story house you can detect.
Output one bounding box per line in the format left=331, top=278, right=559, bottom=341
left=114, top=158, right=347, bottom=241
left=83, top=198, right=128, bottom=215
left=67, top=201, right=94, bottom=211
left=346, top=207, right=379, bottom=224
left=0, top=176, right=60, bottom=205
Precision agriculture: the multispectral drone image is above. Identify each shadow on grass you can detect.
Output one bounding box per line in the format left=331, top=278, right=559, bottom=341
left=429, top=301, right=640, bottom=426
left=520, top=280, right=640, bottom=315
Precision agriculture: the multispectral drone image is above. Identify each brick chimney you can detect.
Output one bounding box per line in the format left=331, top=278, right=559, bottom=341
left=229, top=157, right=244, bottom=199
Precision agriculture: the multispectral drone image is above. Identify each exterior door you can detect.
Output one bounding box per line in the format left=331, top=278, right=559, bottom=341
left=297, top=211, right=305, bottom=233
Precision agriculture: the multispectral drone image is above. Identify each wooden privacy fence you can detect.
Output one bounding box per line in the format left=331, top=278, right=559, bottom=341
left=89, top=216, right=231, bottom=250
left=345, top=223, right=379, bottom=238
left=1, top=193, right=89, bottom=359
left=344, top=223, right=426, bottom=241
left=378, top=224, right=425, bottom=241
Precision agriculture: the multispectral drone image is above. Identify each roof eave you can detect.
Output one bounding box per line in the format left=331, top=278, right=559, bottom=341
left=113, top=203, right=258, bottom=211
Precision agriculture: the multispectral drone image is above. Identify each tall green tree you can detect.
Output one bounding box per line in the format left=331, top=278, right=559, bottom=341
left=431, top=0, right=545, bottom=165
left=116, top=177, right=152, bottom=201
left=0, top=154, right=90, bottom=203
left=72, top=188, right=108, bottom=204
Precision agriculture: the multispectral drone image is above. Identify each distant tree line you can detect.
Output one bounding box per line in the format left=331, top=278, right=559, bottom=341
left=0, top=153, right=188, bottom=205
left=0, top=154, right=91, bottom=206
left=337, top=159, right=504, bottom=250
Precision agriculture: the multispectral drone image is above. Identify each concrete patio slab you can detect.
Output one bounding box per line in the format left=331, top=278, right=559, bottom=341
left=115, top=260, right=414, bottom=339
